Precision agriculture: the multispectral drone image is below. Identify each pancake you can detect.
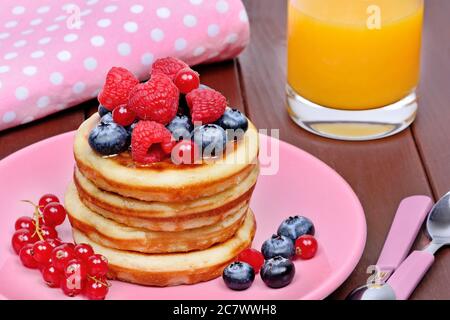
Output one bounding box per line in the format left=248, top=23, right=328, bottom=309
left=74, top=114, right=259, bottom=202
left=72, top=209, right=256, bottom=286
left=66, top=182, right=248, bottom=253
left=74, top=166, right=258, bottom=231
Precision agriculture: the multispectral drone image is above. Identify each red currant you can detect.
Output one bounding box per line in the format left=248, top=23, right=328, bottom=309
left=85, top=277, right=109, bottom=300
left=295, top=235, right=318, bottom=260
left=74, top=243, right=94, bottom=263
left=40, top=225, right=58, bottom=240
left=171, top=140, right=200, bottom=165
left=14, top=216, right=35, bottom=231
left=112, top=105, right=136, bottom=126
left=51, top=245, right=76, bottom=271
left=32, top=240, right=53, bottom=265
left=11, top=228, right=35, bottom=254
left=46, top=238, right=62, bottom=249
left=42, top=265, right=63, bottom=288
left=19, top=244, right=38, bottom=269
left=64, top=258, right=88, bottom=280
left=42, top=202, right=66, bottom=227
left=237, top=248, right=265, bottom=273
left=86, top=254, right=108, bottom=277
left=61, top=276, right=84, bottom=297
left=174, top=68, right=200, bottom=94
left=39, top=194, right=60, bottom=210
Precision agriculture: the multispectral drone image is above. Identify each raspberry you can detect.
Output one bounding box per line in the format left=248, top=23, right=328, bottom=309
left=128, top=73, right=179, bottom=124
left=98, top=67, right=139, bottom=111
left=186, top=88, right=227, bottom=124
left=131, top=121, right=175, bottom=164
left=150, top=57, right=188, bottom=81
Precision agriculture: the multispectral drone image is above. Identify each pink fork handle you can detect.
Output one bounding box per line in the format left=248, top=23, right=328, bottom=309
left=376, top=195, right=433, bottom=275
left=387, top=250, right=434, bottom=300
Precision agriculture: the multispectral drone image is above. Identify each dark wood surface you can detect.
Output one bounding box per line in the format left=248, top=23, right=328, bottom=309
left=0, top=0, right=448, bottom=299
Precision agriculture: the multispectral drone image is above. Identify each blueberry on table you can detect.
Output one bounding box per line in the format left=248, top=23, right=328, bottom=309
left=88, top=122, right=129, bottom=156
left=192, top=124, right=227, bottom=157
left=166, top=115, right=193, bottom=141
left=222, top=261, right=255, bottom=291
left=261, top=234, right=295, bottom=260
left=98, top=104, right=110, bottom=117
left=261, top=256, right=295, bottom=289
left=277, top=216, right=315, bottom=241
left=215, top=107, right=248, bottom=140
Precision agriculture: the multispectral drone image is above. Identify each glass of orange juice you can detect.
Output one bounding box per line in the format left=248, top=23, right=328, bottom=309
left=286, top=0, right=424, bottom=140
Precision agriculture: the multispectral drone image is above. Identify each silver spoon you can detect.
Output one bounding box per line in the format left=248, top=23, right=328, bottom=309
left=349, top=192, right=450, bottom=300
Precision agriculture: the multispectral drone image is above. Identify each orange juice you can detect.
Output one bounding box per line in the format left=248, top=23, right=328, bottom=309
left=287, top=0, right=424, bottom=110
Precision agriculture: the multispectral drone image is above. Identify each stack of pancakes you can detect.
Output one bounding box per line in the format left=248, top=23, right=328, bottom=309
left=66, top=114, right=259, bottom=286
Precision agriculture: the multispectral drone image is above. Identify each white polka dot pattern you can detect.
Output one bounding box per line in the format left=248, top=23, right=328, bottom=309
left=0, top=0, right=250, bottom=130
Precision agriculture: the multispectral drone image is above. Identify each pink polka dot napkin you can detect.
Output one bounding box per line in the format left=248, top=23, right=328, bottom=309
left=0, top=0, right=249, bottom=132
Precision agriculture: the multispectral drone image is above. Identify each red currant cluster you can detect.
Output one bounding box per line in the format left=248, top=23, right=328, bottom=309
left=11, top=194, right=111, bottom=300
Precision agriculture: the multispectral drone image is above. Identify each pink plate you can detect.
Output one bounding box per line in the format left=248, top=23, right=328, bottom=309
left=0, top=132, right=366, bottom=300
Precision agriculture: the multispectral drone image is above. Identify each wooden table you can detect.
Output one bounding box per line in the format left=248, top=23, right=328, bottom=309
left=1, top=0, right=449, bottom=299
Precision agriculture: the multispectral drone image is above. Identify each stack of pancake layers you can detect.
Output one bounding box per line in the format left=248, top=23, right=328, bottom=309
left=66, top=114, right=259, bottom=286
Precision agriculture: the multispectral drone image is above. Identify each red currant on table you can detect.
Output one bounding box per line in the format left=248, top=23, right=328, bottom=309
left=38, top=194, right=60, bottom=210
left=51, top=244, right=76, bottom=271
left=19, top=244, right=38, bottom=269
left=174, top=67, right=200, bottom=94
left=14, top=216, right=35, bottom=231
left=112, top=105, right=136, bottom=126
left=40, top=225, right=58, bottom=240
left=64, top=258, right=88, bottom=280
left=42, top=202, right=66, bottom=227
left=42, top=264, right=63, bottom=288
left=74, top=243, right=94, bottom=263
left=32, top=240, right=53, bottom=265
left=295, top=235, right=318, bottom=260
left=171, top=140, right=200, bottom=165
left=237, top=248, right=265, bottom=273
left=11, top=228, right=35, bottom=254
left=86, top=254, right=108, bottom=277
left=85, top=276, right=109, bottom=300
left=61, top=276, right=84, bottom=297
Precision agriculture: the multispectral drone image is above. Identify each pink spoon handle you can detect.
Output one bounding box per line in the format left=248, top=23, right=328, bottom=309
left=376, top=196, right=432, bottom=276
left=387, top=250, right=434, bottom=300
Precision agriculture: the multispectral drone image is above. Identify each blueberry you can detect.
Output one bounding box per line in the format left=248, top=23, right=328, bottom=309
left=260, top=256, right=295, bottom=289
left=192, top=124, right=227, bottom=156
left=261, top=234, right=295, bottom=260
left=277, top=216, right=315, bottom=241
left=100, top=113, right=114, bottom=124
left=98, top=105, right=110, bottom=117
left=166, top=115, right=193, bottom=141
left=88, top=122, right=130, bottom=156
left=215, top=107, right=248, bottom=140
left=222, top=261, right=255, bottom=291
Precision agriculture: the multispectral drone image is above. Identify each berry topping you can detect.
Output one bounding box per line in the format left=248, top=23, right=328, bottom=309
left=261, top=234, right=295, bottom=260
left=42, top=202, right=66, bottom=227
left=237, top=248, right=264, bottom=273
left=100, top=113, right=114, bottom=124
left=85, top=277, right=109, bottom=300
left=98, top=67, right=139, bottom=111
left=14, top=216, right=35, bottom=231
left=88, top=121, right=130, bottom=156
left=277, top=216, right=315, bottom=241
left=42, top=265, right=63, bottom=288
left=40, top=225, right=58, bottom=240
left=150, top=56, right=188, bottom=81
left=171, top=140, right=200, bottom=165
left=174, top=67, right=200, bottom=94
left=32, top=240, right=53, bottom=265
left=186, top=88, right=227, bottom=124
left=19, top=244, right=38, bottom=269
left=12, top=229, right=34, bottom=254
left=260, top=256, right=295, bottom=289
left=128, top=73, right=179, bottom=124
left=215, top=107, right=248, bottom=140
left=38, top=194, right=60, bottom=209
left=74, top=243, right=94, bottom=263
left=98, top=104, right=110, bottom=117
left=51, top=244, right=76, bottom=271
left=295, top=235, right=318, bottom=260
left=192, top=124, right=227, bottom=157
left=166, top=115, right=193, bottom=141
left=222, top=261, right=255, bottom=291
left=131, top=120, right=174, bottom=164
left=86, top=254, right=108, bottom=277
left=112, top=105, right=136, bottom=127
